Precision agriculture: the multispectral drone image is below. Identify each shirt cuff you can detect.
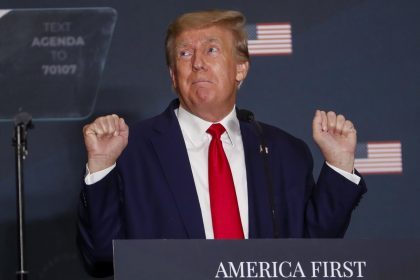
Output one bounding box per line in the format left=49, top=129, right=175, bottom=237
left=84, top=163, right=116, bottom=185
left=325, top=161, right=361, bottom=185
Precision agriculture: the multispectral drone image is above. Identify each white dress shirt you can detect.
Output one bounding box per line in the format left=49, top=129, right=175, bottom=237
left=85, top=105, right=360, bottom=239
left=175, top=106, right=249, bottom=239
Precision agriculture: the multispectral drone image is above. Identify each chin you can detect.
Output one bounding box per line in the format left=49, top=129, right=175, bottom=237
left=193, top=90, right=217, bottom=105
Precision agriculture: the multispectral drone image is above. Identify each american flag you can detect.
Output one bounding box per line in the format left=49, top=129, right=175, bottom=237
left=354, top=141, right=403, bottom=175
left=246, top=23, right=292, bottom=56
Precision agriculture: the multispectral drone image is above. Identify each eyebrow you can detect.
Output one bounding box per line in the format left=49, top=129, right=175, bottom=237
left=175, top=37, right=222, bottom=49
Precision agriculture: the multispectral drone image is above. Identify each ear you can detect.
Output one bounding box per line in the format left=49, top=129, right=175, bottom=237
left=236, top=61, right=249, bottom=83
left=169, top=67, right=177, bottom=89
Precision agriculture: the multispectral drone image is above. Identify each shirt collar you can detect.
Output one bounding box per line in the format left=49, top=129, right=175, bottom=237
left=176, top=105, right=241, bottom=147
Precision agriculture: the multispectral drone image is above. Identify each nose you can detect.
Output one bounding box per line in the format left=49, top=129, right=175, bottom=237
left=192, top=52, right=207, bottom=71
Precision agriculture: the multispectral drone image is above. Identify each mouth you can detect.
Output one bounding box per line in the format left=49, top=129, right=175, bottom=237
left=192, top=79, right=212, bottom=85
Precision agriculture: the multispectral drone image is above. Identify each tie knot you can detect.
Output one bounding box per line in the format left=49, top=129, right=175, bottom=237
left=207, top=123, right=226, bottom=139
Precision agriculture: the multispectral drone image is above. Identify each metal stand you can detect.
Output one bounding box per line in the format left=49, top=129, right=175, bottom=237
left=13, top=112, right=33, bottom=280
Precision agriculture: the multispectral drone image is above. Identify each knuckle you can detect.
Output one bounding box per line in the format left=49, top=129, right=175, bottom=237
left=103, top=116, right=112, bottom=124
left=96, top=116, right=106, bottom=122
left=83, top=123, right=95, bottom=134
left=345, top=120, right=354, bottom=127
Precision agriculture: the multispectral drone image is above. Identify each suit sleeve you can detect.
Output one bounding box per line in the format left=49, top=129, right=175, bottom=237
left=77, top=167, right=125, bottom=276
left=302, top=143, right=367, bottom=238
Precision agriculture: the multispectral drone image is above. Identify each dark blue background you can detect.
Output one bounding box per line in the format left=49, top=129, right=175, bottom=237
left=0, top=1, right=418, bottom=279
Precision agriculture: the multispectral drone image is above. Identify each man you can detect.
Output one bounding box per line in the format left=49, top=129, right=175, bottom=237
left=78, top=10, right=366, bottom=275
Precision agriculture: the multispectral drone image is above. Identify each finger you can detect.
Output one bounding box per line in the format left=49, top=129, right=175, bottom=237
left=90, top=115, right=114, bottom=137
left=342, top=120, right=357, bottom=137
left=111, top=114, right=120, bottom=136
left=320, top=110, right=328, bottom=132
left=92, top=116, right=104, bottom=134
left=83, top=123, right=95, bottom=136
left=103, top=115, right=117, bottom=135
left=312, top=110, right=322, bottom=134
left=119, top=117, right=129, bottom=133
left=92, top=121, right=105, bottom=136
left=83, top=124, right=101, bottom=147
left=99, top=114, right=120, bottom=136
left=327, top=111, right=337, bottom=133
left=335, top=114, right=346, bottom=135
left=118, top=118, right=129, bottom=143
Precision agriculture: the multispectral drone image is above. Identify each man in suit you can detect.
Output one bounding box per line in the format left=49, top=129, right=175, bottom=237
left=78, top=10, right=366, bottom=275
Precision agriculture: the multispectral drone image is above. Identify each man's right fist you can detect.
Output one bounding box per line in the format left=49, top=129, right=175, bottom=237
left=83, top=114, right=129, bottom=173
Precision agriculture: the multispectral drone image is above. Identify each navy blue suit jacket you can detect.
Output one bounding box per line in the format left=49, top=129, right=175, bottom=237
left=78, top=99, right=366, bottom=273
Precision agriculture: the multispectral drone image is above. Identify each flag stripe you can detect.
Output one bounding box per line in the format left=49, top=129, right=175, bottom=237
left=248, top=39, right=292, bottom=44
left=257, top=24, right=291, bottom=28
left=247, top=49, right=293, bottom=54
left=249, top=44, right=292, bottom=49
left=355, top=163, right=402, bottom=168
left=355, top=158, right=401, bottom=163
left=257, top=30, right=291, bottom=35
left=367, top=154, right=401, bottom=158
left=369, top=149, right=401, bottom=152
left=368, top=142, right=400, bottom=150
left=356, top=169, right=402, bottom=173
left=355, top=167, right=403, bottom=173
left=356, top=167, right=403, bottom=171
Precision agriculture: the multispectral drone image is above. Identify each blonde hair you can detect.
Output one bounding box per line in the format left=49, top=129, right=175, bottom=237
left=165, top=10, right=249, bottom=67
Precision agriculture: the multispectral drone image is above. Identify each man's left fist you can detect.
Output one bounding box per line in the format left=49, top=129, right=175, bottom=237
left=312, top=110, right=357, bottom=173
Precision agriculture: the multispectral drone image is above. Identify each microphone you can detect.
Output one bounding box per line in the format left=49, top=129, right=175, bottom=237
left=236, top=109, right=254, bottom=123
left=237, top=109, right=280, bottom=238
left=237, top=109, right=267, bottom=154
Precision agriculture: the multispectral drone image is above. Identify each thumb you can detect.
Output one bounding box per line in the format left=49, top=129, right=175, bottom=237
left=118, top=118, right=129, bottom=137
left=83, top=123, right=98, bottom=141
left=312, top=110, right=323, bottom=136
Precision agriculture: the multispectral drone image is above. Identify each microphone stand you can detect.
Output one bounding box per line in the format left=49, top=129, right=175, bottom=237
left=237, top=109, right=280, bottom=238
left=13, top=112, right=33, bottom=280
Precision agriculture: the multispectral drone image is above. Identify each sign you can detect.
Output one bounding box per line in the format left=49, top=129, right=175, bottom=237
left=113, top=239, right=420, bottom=279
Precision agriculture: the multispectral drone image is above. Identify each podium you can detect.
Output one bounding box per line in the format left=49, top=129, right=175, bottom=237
left=113, top=239, right=420, bottom=279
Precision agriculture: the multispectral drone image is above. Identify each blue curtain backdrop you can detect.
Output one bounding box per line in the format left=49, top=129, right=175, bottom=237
left=0, top=1, right=418, bottom=279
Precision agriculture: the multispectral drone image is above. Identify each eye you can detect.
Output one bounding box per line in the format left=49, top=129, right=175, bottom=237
left=179, top=50, right=192, bottom=58
left=208, top=47, right=219, bottom=54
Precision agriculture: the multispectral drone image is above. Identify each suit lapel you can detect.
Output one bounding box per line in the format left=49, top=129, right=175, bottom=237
left=240, top=121, right=275, bottom=238
left=150, top=100, right=205, bottom=238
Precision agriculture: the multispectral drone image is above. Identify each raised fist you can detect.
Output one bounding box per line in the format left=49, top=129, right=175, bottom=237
left=312, top=110, right=357, bottom=173
left=83, top=114, right=129, bottom=173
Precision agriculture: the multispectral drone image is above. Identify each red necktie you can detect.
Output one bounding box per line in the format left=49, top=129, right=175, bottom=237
left=207, top=123, right=244, bottom=239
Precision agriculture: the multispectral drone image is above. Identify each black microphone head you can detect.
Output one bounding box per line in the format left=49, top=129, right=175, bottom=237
left=14, top=112, right=33, bottom=126
left=237, top=109, right=255, bottom=123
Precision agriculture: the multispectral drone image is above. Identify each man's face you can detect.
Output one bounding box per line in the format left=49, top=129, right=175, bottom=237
left=169, top=25, right=249, bottom=122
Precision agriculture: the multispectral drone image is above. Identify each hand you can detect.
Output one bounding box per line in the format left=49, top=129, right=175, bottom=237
left=83, top=114, right=129, bottom=173
left=312, top=110, right=357, bottom=173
